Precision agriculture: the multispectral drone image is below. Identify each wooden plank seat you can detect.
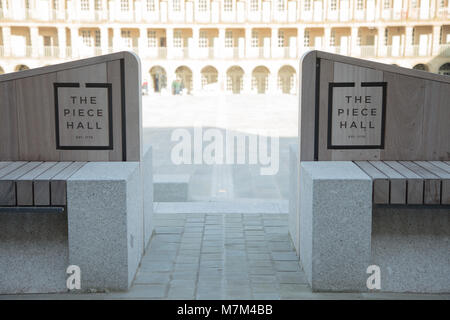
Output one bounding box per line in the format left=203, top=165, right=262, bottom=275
left=354, top=161, right=450, bottom=205
left=0, top=161, right=86, bottom=207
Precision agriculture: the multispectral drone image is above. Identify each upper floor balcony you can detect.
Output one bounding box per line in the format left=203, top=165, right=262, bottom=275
left=1, top=0, right=448, bottom=24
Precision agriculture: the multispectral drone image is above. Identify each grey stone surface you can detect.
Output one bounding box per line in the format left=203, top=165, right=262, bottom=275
left=0, top=210, right=68, bottom=294
left=289, top=144, right=299, bottom=255
left=371, top=207, right=450, bottom=293
left=67, top=162, right=143, bottom=291
left=142, top=144, right=154, bottom=248
left=153, top=174, right=190, bottom=202
left=299, top=162, right=372, bottom=292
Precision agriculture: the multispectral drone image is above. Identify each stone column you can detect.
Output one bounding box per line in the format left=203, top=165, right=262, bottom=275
left=30, top=26, right=40, bottom=58
left=245, top=27, right=252, bottom=58
left=218, top=27, right=226, bottom=59
left=297, top=26, right=305, bottom=56
left=192, top=26, right=199, bottom=59
left=139, top=27, right=147, bottom=57
left=2, top=26, right=11, bottom=56
left=271, top=27, right=278, bottom=58
left=405, top=26, right=414, bottom=57
left=351, top=26, right=359, bottom=56
left=432, top=25, right=442, bottom=56
left=166, top=27, right=173, bottom=59
left=100, top=26, right=109, bottom=54
left=113, top=27, right=122, bottom=52
left=57, top=26, right=66, bottom=58
left=323, top=26, right=331, bottom=52
left=70, top=27, right=79, bottom=57
left=377, top=26, right=385, bottom=57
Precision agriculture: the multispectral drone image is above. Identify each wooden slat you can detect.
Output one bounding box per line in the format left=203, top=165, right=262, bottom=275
left=384, top=161, right=424, bottom=205
left=355, top=161, right=389, bottom=204
left=51, top=162, right=86, bottom=206
left=400, top=161, right=440, bottom=205
left=0, top=162, right=41, bottom=206
left=370, top=161, right=406, bottom=204
left=415, top=161, right=450, bottom=205
left=0, top=162, right=13, bottom=170
left=16, top=162, right=58, bottom=206
left=0, top=162, right=28, bottom=205
left=430, top=161, right=450, bottom=173
left=34, top=162, right=73, bottom=206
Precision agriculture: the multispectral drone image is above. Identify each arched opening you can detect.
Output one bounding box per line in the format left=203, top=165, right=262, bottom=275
left=174, top=66, right=193, bottom=94
left=413, top=64, right=428, bottom=72
left=0, top=66, right=4, bottom=75
left=201, top=66, right=219, bottom=89
left=252, top=66, right=270, bottom=94
left=149, top=66, right=167, bottom=93
left=15, top=64, right=30, bottom=72
left=278, top=65, right=296, bottom=94
left=226, top=66, right=244, bottom=94
left=438, top=63, right=450, bottom=76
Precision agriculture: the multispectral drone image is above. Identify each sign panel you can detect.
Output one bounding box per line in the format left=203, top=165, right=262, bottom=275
left=327, top=81, right=386, bottom=149
left=54, top=82, right=113, bottom=150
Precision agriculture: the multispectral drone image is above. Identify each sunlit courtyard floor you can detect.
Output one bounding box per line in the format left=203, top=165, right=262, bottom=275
left=142, top=94, right=298, bottom=203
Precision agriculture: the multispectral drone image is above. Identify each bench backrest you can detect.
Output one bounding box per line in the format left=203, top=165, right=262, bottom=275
left=0, top=52, right=142, bottom=162
left=299, top=51, right=450, bottom=162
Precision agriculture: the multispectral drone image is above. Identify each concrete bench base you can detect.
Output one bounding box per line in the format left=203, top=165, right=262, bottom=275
left=153, top=174, right=190, bottom=202
left=0, top=146, right=153, bottom=294
left=0, top=210, right=68, bottom=294
left=292, top=160, right=450, bottom=293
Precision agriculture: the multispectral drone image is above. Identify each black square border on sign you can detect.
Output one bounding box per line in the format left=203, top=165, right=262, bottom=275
left=54, top=82, right=113, bottom=150
left=327, top=81, right=387, bottom=150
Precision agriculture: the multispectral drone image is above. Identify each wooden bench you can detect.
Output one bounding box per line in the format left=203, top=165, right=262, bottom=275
left=354, top=161, right=450, bottom=205
left=0, top=161, right=86, bottom=207
left=291, top=51, right=450, bottom=294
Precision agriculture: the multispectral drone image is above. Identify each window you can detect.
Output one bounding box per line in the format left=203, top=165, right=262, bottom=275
left=439, top=0, right=446, bottom=7
left=357, top=0, right=364, bottom=10
left=225, top=30, right=233, bottom=47
left=52, top=0, right=58, bottom=10
left=148, top=30, right=156, bottom=47
left=82, top=30, right=93, bottom=47
left=224, top=0, right=232, bottom=11
left=304, top=30, right=310, bottom=47
left=95, top=0, right=102, bottom=10
left=121, top=0, right=129, bottom=11
left=439, top=27, right=443, bottom=44
left=277, top=0, right=285, bottom=11
left=330, top=31, right=336, bottom=46
left=173, top=30, right=182, bottom=47
left=250, top=0, right=258, bottom=11
left=173, top=0, right=181, bottom=11
left=383, top=0, right=390, bottom=9
left=147, top=0, right=156, bottom=11
left=251, top=30, right=259, bottom=47
left=411, top=28, right=415, bottom=45
left=278, top=30, right=284, bottom=47
left=304, top=0, right=311, bottom=11
left=122, top=30, right=132, bottom=48
left=199, top=0, right=207, bottom=11
left=411, top=0, right=418, bottom=8
left=81, top=0, right=89, bottom=10
left=356, top=31, right=361, bottom=46
left=330, top=0, right=337, bottom=10
left=384, top=29, right=388, bottom=45
left=199, top=31, right=208, bottom=47
left=95, top=30, right=101, bottom=47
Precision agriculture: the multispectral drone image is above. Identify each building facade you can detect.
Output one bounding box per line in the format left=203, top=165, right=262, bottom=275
left=0, top=0, right=449, bottom=94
